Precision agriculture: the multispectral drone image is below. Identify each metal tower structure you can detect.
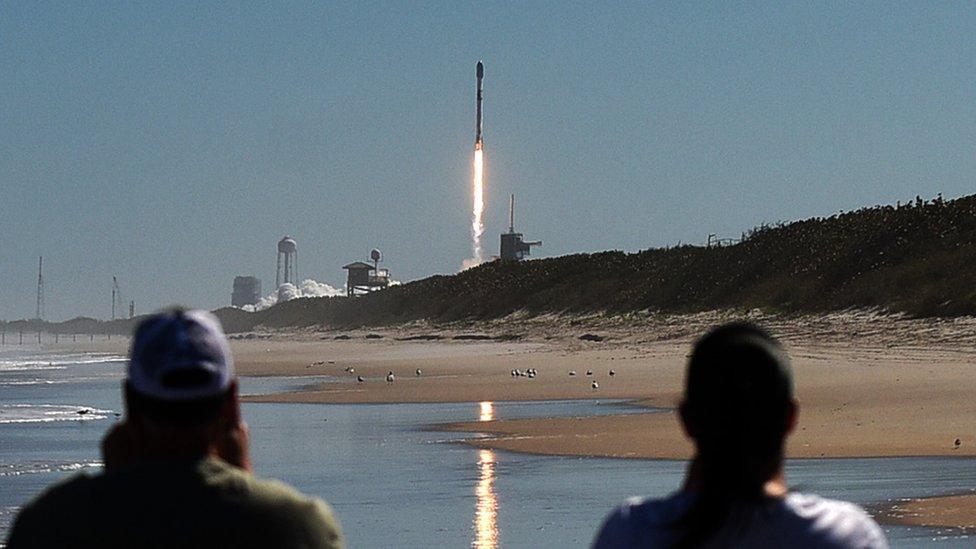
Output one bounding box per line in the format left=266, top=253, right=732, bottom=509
left=500, top=194, right=542, bottom=261
left=276, top=236, right=298, bottom=287
left=112, top=276, right=120, bottom=320
left=35, top=257, right=44, bottom=321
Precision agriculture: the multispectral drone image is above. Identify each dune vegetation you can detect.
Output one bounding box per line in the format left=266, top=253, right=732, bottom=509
left=6, top=194, right=975, bottom=335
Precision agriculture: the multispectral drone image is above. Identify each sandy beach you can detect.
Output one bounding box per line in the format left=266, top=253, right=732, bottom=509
left=233, top=313, right=976, bottom=458
left=877, top=493, right=976, bottom=532
left=51, top=310, right=976, bottom=530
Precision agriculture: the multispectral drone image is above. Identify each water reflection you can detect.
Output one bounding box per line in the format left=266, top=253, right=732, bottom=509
left=473, top=448, right=498, bottom=548
left=473, top=402, right=498, bottom=548
left=479, top=401, right=494, bottom=422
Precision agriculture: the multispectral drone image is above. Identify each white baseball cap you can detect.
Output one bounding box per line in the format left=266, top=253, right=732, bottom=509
left=128, top=309, right=234, bottom=401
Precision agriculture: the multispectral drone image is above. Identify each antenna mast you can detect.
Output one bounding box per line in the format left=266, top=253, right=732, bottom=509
left=509, top=194, right=515, bottom=233
left=36, top=257, right=44, bottom=320
left=112, top=276, right=119, bottom=320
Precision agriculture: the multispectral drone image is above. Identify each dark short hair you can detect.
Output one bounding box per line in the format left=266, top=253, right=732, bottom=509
left=126, top=381, right=228, bottom=427
left=684, top=322, right=793, bottom=438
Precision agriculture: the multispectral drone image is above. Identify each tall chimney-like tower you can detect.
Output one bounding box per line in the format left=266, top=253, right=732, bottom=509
left=35, top=257, right=44, bottom=321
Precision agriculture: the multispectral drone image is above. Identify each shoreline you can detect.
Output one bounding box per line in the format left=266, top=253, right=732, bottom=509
left=872, top=492, right=976, bottom=533
left=39, top=310, right=976, bottom=531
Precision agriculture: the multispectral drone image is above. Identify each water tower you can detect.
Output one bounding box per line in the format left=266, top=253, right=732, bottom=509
left=276, top=236, right=298, bottom=287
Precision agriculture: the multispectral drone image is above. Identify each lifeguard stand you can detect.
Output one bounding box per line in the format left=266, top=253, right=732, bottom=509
left=343, top=249, right=391, bottom=296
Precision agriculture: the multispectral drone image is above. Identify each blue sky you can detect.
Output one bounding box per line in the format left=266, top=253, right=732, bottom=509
left=1, top=2, right=974, bottom=320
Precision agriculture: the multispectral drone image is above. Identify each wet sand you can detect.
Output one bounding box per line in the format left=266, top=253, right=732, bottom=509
left=50, top=311, right=976, bottom=529
left=243, top=338, right=976, bottom=460
left=880, top=493, right=976, bottom=532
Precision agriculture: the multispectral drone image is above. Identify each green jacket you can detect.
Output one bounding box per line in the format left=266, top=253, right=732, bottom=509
left=7, top=456, right=343, bottom=549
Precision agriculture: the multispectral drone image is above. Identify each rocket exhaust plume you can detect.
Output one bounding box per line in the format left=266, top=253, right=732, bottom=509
left=463, top=61, right=486, bottom=271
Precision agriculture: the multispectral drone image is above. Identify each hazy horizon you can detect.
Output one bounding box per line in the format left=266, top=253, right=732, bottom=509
left=2, top=3, right=974, bottom=320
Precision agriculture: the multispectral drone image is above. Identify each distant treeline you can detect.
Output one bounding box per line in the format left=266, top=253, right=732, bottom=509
left=10, top=193, right=976, bottom=334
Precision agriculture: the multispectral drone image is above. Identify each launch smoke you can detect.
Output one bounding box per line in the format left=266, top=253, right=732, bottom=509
left=463, top=148, right=486, bottom=270
left=243, top=279, right=345, bottom=312
left=241, top=277, right=401, bottom=311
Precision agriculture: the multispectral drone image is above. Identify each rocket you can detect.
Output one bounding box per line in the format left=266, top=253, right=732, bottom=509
left=475, top=60, right=484, bottom=150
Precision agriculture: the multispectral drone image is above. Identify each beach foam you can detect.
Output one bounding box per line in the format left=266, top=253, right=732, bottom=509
left=0, top=404, right=114, bottom=424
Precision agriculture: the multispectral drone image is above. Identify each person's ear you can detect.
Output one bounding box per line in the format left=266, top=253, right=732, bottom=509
left=219, top=379, right=241, bottom=426
left=784, top=399, right=799, bottom=436
left=123, top=381, right=138, bottom=420
left=678, top=400, right=696, bottom=440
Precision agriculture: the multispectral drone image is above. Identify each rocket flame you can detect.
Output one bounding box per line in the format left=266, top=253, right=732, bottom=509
left=463, top=145, right=485, bottom=270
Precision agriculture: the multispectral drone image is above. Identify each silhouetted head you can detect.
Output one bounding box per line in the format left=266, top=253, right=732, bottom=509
left=125, top=309, right=236, bottom=429
left=674, top=323, right=797, bottom=548
left=681, top=323, right=794, bottom=459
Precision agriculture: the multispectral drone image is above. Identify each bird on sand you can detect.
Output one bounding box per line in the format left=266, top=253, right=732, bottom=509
left=386, top=371, right=395, bottom=383
left=609, top=369, right=616, bottom=377
left=416, top=369, right=422, bottom=376
left=357, top=376, right=365, bottom=383
left=591, top=381, right=599, bottom=390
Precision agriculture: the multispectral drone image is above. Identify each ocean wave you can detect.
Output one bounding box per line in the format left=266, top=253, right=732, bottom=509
left=0, top=404, right=116, bottom=424
left=0, top=374, right=121, bottom=386
left=0, top=459, right=102, bottom=477
left=0, top=354, right=126, bottom=372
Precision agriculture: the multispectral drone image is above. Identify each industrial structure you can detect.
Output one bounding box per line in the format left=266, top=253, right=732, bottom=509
left=276, top=236, right=298, bottom=287
left=231, top=276, right=262, bottom=307
left=111, top=276, right=121, bottom=320
left=500, top=194, right=541, bottom=261
left=343, top=249, right=391, bottom=296
left=35, top=257, right=44, bottom=321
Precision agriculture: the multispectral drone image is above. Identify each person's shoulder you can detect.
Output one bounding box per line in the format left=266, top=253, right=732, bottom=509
left=7, top=472, right=100, bottom=546
left=200, top=459, right=343, bottom=548
left=784, top=492, right=888, bottom=548
left=592, top=492, right=691, bottom=549
left=15, top=470, right=98, bottom=515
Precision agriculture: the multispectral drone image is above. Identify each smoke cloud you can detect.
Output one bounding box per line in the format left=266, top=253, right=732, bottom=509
left=242, top=279, right=345, bottom=312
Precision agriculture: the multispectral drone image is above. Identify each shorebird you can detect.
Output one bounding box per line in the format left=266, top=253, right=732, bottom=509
left=586, top=370, right=593, bottom=376
left=357, top=376, right=365, bottom=383
left=527, top=371, right=536, bottom=379
left=415, top=368, right=422, bottom=376
left=609, top=369, right=616, bottom=377
left=386, top=371, right=395, bottom=383
left=511, top=369, right=517, bottom=377
left=569, top=370, right=576, bottom=376
left=954, top=438, right=962, bottom=449
left=591, top=381, right=599, bottom=390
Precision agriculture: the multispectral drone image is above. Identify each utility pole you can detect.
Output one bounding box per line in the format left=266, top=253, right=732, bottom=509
left=36, top=257, right=44, bottom=320
left=112, top=276, right=119, bottom=321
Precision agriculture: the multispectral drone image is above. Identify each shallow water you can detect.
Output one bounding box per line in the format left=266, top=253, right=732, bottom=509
left=0, top=348, right=972, bottom=547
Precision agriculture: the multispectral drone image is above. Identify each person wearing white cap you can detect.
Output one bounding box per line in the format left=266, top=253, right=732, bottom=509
left=7, top=309, right=344, bottom=549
